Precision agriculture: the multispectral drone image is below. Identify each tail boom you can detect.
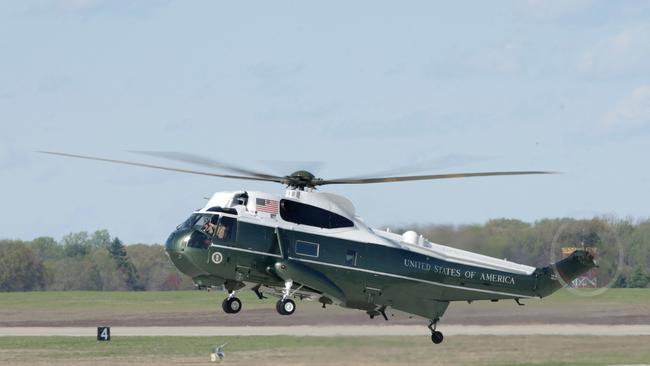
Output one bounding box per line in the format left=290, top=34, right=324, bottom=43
left=532, top=249, right=597, bottom=298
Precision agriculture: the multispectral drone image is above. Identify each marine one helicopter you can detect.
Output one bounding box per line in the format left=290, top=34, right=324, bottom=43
left=41, top=151, right=597, bottom=345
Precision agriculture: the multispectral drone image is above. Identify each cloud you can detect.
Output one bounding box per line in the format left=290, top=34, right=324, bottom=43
left=603, top=85, right=650, bottom=130
left=579, top=25, right=650, bottom=77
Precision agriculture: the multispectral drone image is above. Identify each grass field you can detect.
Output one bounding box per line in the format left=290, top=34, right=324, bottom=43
left=1, top=289, right=649, bottom=326
left=2, top=290, right=649, bottom=365
left=1, top=335, right=649, bottom=366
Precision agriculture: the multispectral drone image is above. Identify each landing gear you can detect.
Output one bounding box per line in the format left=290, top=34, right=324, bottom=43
left=428, top=319, right=444, bottom=344
left=276, top=280, right=296, bottom=315
left=431, top=331, right=444, bottom=344
left=222, top=293, right=242, bottom=314
left=276, top=298, right=296, bottom=315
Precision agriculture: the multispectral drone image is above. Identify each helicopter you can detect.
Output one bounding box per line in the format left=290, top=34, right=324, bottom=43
left=40, top=151, right=596, bottom=345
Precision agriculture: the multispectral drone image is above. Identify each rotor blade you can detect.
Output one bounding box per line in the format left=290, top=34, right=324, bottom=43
left=37, top=151, right=286, bottom=184
left=129, top=150, right=282, bottom=180
left=319, top=171, right=558, bottom=185
left=339, top=154, right=488, bottom=180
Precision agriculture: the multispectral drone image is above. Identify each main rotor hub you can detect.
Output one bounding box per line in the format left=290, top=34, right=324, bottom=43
left=285, top=170, right=321, bottom=189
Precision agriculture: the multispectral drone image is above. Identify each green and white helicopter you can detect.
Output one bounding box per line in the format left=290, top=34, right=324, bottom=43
left=41, top=151, right=596, bottom=344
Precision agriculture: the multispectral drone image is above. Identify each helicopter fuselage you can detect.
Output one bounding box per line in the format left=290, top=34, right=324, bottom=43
left=165, top=189, right=595, bottom=320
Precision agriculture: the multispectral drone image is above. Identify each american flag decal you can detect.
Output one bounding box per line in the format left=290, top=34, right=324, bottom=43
left=256, top=198, right=278, bottom=214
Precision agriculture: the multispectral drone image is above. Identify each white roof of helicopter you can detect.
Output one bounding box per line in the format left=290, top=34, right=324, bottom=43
left=198, top=189, right=535, bottom=275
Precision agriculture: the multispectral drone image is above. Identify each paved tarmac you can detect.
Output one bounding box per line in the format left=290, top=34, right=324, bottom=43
left=2, top=324, right=650, bottom=337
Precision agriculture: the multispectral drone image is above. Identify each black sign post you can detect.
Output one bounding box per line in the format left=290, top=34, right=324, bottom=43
left=97, top=326, right=111, bottom=341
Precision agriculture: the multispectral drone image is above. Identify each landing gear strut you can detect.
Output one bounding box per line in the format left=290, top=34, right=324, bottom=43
left=222, top=292, right=242, bottom=314
left=276, top=280, right=297, bottom=316
left=428, top=319, right=444, bottom=344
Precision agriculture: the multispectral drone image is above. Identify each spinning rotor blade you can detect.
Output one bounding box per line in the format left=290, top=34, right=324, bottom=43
left=37, top=151, right=286, bottom=183
left=319, top=171, right=558, bottom=185
left=129, top=150, right=282, bottom=180
left=340, top=154, right=488, bottom=180
left=38, top=151, right=558, bottom=189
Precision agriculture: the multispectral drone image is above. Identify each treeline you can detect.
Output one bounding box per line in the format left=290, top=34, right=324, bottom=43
left=1, top=216, right=649, bottom=292
left=0, top=230, right=194, bottom=291
left=401, top=216, right=650, bottom=288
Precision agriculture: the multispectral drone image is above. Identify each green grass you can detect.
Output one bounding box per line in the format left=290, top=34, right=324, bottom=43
left=0, top=290, right=273, bottom=311
left=2, top=288, right=647, bottom=311
left=542, top=287, right=650, bottom=304
left=1, top=336, right=649, bottom=366
left=1, top=288, right=649, bottom=326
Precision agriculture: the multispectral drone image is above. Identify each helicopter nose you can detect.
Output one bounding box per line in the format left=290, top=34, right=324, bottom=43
left=165, top=230, right=189, bottom=253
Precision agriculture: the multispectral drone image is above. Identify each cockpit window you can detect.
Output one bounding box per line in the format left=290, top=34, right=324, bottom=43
left=177, top=213, right=221, bottom=237
left=177, top=213, right=201, bottom=230
left=215, top=216, right=237, bottom=242
left=198, top=214, right=219, bottom=236
left=177, top=213, right=237, bottom=243
left=187, top=231, right=211, bottom=249
left=280, top=199, right=354, bottom=229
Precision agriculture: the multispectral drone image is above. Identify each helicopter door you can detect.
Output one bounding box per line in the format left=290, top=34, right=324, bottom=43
left=358, top=243, right=383, bottom=304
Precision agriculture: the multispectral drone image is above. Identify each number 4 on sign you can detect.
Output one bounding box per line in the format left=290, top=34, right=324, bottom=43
left=97, top=327, right=111, bottom=341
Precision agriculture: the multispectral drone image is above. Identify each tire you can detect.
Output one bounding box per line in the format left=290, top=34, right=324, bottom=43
left=222, top=297, right=242, bottom=314
left=222, top=298, right=231, bottom=313
left=431, top=331, right=444, bottom=344
left=281, top=299, right=296, bottom=315
left=276, top=300, right=286, bottom=315
left=276, top=299, right=296, bottom=315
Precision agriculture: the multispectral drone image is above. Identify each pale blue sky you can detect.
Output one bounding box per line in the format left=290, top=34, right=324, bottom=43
left=1, top=1, right=648, bottom=243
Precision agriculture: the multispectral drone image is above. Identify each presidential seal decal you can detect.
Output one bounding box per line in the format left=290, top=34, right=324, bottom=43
left=211, top=251, right=223, bottom=264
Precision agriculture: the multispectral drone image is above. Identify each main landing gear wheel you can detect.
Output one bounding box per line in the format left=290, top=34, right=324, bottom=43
left=222, top=297, right=242, bottom=314
left=431, top=331, right=444, bottom=344
left=276, top=298, right=296, bottom=315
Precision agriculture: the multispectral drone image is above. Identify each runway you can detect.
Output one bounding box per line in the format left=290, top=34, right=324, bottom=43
left=2, top=324, right=650, bottom=337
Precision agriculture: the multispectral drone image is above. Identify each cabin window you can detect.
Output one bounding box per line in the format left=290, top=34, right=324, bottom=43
left=345, top=249, right=357, bottom=266
left=295, top=240, right=319, bottom=257
left=216, top=216, right=237, bottom=242
left=280, top=199, right=354, bottom=229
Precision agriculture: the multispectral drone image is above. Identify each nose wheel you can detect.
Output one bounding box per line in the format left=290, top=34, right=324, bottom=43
left=222, top=295, right=242, bottom=314
left=276, top=298, right=296, bottom=315
left=428, top=319, right=444, bottom=344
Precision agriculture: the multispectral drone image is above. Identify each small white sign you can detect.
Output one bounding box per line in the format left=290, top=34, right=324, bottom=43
left=97, top=326, right=110, bottom=341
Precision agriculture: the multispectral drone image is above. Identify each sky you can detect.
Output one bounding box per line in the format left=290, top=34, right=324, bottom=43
left=1, top=1, right=649, bottom=244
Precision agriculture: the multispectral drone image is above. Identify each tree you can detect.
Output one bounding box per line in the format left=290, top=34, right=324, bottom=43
left=62, top=231, right=91, bottom=257
left=629, top=264, right=649, bottom=288
left=0, top=241, right=46, bottom=291
left=29, top=236, right=63, bottom=261
left=89, top=230, right=111, bottom=249
left=108, top=237, right=141, bottom=290
left=47, top=256, right=102, bottom=290
left=127, top=244, right=193, bottom=290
